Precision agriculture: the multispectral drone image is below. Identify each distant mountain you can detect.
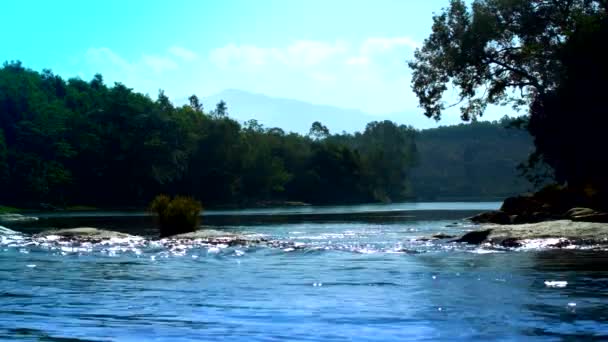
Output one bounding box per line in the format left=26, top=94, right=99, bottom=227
left=201, top=89, right=437, bottom=135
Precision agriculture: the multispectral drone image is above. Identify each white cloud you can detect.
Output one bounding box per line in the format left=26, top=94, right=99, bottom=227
left=85, top=47, right=133, bottom=72
left=142, top=54, right=178, bottom=73
left=81, top=37, right=422, bottom=114
left=310, top=72, right=336, bottom=82
left=206, top=37, right=420, bottom=113
left=346, top=56, right=370, bottom=66
left=360, top=37, right=420, bottom=55
left=209, top=37, right=418, bottom=72
left=209, top=44, right=270, bottom=70
left=209, top=40, right=349, bottom=70
left=85, top=47, right=179, bottom=75
left=82, top=47, right=189, bottom=100
left=168, top=46, right=198, bottom=61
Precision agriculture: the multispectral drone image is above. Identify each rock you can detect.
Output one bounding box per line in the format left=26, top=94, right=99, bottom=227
left=500, top=195, right=544, bottom=215
left=431, top=233, right=455, bottom=239
left=166, top=229, right=266, bottom=246
left=35, top=227, right=136, bottom=240
left=566, top=207, right=608, bottom=222
left=567, top=207, right=597, bottom=217
left=499, top=238, right=522, bottom=248
left=571, top=212, right=608, bottom=223
left=453, top=220, right=608, bottom=247
left=511, top=211, right=553, bottom=224
left=168, top=229, right=238, bottom=240
left=469, top=211, right=512, bottom=224
left=453, top=229, right=492, bottom=244
left=0, top=214, right=38, bottom=223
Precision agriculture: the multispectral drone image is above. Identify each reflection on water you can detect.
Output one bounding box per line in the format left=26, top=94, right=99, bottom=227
left=1, top=202, right=607, bottom=341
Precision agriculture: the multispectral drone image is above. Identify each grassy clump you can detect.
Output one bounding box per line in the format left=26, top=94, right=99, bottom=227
left=0, top=205, right=20, bottom=214
left=150, top=195, right=202, bottom=237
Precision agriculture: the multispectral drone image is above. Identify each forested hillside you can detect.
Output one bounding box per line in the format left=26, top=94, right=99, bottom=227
left=412, top=120, right=535, bottom=200
left=0, top=62, right=534, bottom=208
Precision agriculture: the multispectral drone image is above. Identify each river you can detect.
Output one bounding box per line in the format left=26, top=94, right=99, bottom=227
left=1, top=202, right=607, bottom=341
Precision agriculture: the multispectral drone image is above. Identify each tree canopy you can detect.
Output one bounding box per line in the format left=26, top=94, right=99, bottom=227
left=0, top=62, right=535, bottom=208
left=410, top=0, right=608, bottom=204
left=0, top=63, right=422, bottom=207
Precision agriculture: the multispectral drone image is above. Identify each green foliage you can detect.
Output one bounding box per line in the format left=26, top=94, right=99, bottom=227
left=410, top=0, right=608, bottom=202
left=0, top=205, right=20, bottom=214
left=0, top=62, right=532, bottom=208
left=327, top=120, right=418, bottom=202
left=411, top=119, right=534, bottom=200
left=308, top=121, right=330, bottom=140
left=150, top=195, right=202, bottom=237
left=409, top=0, right=604, bottom=121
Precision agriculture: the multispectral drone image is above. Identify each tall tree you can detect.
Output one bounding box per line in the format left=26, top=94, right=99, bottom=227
left=409, top=0, right=608, bottom=200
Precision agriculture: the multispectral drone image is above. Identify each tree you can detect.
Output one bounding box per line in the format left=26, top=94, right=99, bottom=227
left=410, top=0, right=606, bottom=120
left=0, top=129, right=8, bottom=186
left=308, top=121, right=330, bottom=140
left=212, top=100, right=228, bottom=118
left=409, top=0, right=608, bottom=200
left=188, top=94, right=202, bottom=112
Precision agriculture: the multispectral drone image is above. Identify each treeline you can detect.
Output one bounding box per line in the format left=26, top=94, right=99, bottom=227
left=0, top=62, right=534, bottom=208
left=0, top=62, right=419, bottom=207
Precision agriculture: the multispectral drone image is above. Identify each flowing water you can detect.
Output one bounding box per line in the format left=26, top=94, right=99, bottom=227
left=1, top=202, right=607, bottom=341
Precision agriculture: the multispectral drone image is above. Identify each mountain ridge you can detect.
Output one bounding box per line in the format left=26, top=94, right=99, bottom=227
left=199, top=89, right=441, bottom=134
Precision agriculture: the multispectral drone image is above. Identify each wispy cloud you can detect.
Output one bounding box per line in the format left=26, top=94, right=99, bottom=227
left=168, top=46, right=198, bottom=61
left=81, top=38, right=421, bottom=113
left=142, top=54, right=178, bottom=73
left=360, top=37, right=420, bottom=55
left=85, top=47, right=133, bottom=72
left=208, top=36, right=418, bottom=72
left=85, top=47, right=180, bottom=75
left=209, top=40, right=351, bottom=70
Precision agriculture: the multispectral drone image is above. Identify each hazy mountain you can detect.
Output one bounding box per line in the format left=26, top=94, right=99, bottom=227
left=201, top=89, right=437, bottom=135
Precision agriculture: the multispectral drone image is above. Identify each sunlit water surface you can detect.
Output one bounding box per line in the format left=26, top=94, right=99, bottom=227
left=1, top=202, right=607, bottom=341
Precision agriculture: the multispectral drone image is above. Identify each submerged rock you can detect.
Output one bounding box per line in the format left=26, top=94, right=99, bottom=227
left=431, top=233, right=456, bottom=239
left=162, top=229, right=268, bottom=246
left=453, top=220, right=608, bottom=248
left=35, top=227, right=136, bottom=240
left=453, top=229, right=492, bottom=244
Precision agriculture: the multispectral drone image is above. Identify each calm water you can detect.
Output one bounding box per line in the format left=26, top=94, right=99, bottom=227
left=1, top=202, right=607, bottom=341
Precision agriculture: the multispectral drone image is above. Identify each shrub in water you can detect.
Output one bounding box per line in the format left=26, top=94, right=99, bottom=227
left=150, top=195, right=202, bottom=237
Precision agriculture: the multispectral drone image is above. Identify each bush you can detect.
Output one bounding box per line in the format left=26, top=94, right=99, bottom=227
left=150, top=195, right=202, bottom=237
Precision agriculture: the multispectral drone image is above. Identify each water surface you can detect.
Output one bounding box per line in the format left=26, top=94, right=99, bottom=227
left=1, top=202, right=607, bottom=341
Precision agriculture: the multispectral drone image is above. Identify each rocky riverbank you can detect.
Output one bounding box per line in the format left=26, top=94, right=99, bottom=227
left=452, top=220, right=608, bottom=248
left=469, top=185, right=608, bottom=225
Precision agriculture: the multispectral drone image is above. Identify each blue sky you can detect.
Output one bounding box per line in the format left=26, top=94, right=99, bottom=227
left=1, top=0, right=510, bottom=126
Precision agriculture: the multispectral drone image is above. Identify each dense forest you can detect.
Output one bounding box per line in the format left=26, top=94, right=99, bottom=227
left=411, top=119, right=534, bottom=200
left=0, top=62, right=533, bottom=209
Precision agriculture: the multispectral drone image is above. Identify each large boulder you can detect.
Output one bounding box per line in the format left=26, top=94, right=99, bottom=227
left=500, top=195, right=545, bottom=215
left=469, top=211, right=513, bottom=224
left=453, top=229, right=492, bottom=244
